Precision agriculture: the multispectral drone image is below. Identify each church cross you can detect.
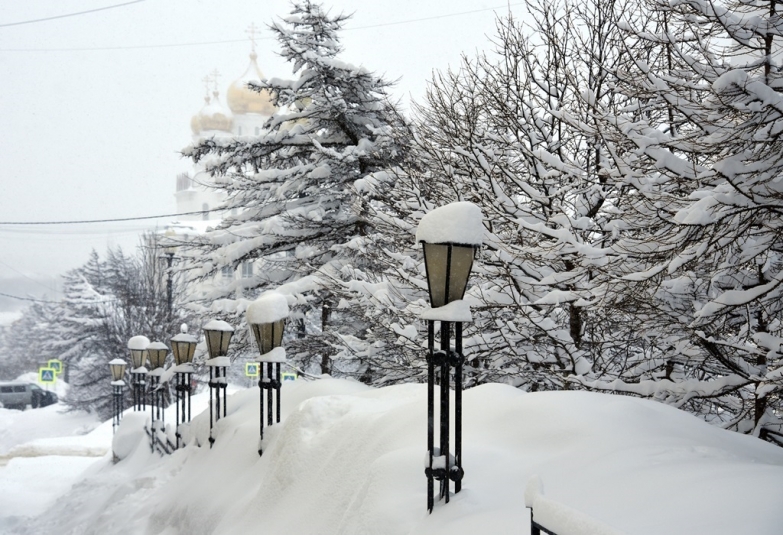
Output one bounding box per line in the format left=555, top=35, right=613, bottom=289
left=246, top=22, right=259, bottom=53
left=210, top=69, right=221, bottom=93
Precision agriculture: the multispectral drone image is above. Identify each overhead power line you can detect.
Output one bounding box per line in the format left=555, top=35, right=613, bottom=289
left=0, top=38, right=249, bottom=53
left=0, top=291, right=60, bottom=304
left=343, top=3, right=523, bottom=31
left=0, top=258, right=59, bottom=292
left=0, top=291, right=116, bottom=304
left=0, top=210, right=216, bottom=226
left=0, top=0, right=146, bottom=28
left=0, top=3, right=522, bottom=52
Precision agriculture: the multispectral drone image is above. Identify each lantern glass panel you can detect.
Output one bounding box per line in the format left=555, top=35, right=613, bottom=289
left=147, top=348, right=168, bottom=369
left=130, top=349, right=147, bottom=369
left=422, top=242, right=449, bottom=308
left=220, top=330, right=232, bottom=355
left=252, top=320, right=285, bottom=355
left=110, top=363, right=126, bottom=381
left=448, top=245, right=475, bottom=303
left=171, top=340, right=196, bottom=365
left=273, top=319, right=285, bottom=348
left=205, top=329, right=233, bottom=358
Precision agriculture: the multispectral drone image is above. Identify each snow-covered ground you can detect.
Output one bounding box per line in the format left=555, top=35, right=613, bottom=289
left=0, top=398, right=104, bottom=533
left=3, top=378, right=783, bottom=534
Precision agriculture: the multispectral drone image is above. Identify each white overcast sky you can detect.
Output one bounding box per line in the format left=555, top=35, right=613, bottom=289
left=0, top=0, right=520, bottom=294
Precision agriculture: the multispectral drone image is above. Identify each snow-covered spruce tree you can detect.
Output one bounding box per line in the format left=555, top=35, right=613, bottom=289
left=581, top=0, right=783, bottom=443
left=184, top=0, right=408, bottom=378
left=0, top=300, right=62, bottom=381
left=52, top=246, right=190, bottom=418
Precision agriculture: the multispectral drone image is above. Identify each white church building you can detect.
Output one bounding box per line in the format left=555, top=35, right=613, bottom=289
left=175, top=48, right=276, bottom=222
left=159, top=38, right=277, bottom=297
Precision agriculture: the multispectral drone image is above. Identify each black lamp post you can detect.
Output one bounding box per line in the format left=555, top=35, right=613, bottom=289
left=127, top=336, right=150, bottom=412
left=146, top=341, right=169, bottom=450
left=203, top=320, right=234, bottom=447
left=246, top=292, right=289, bottom=456
left=109, top=359, right=127, bottom=433
left=164, top=250, right=175, bottom=318
left=170, top=324, right=197, bottom=448
left=416, top=202, right=483, bottom=513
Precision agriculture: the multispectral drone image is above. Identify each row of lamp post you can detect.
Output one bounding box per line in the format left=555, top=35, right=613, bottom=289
left=109, top=326, right=198, bottom=450
left=107, top=201, right=480, bottom=514
left=108, top=294, right=292, bottom=455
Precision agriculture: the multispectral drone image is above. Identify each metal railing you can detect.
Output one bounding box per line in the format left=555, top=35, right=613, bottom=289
left=144, top=425, right=177, bottom=456
left=526, top=476, right=624, bottom=535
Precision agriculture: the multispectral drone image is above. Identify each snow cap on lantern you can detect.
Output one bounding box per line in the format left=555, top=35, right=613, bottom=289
left=109, top=358, right=127, bottom=383
left=203, top=319, right=234, bottom=359
left=171, top=323, right=198, bottom=367
left=247, top=292, right=289, bottom=360
left=415, top=201, right=484, bottom=247
left=416, top=202, right=483, bottom=312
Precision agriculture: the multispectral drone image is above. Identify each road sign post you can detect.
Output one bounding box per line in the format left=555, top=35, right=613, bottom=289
left=39, top=367, right=56, bottom=385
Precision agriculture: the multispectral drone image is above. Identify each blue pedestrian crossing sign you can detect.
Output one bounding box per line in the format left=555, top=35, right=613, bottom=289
left=245, top=363, right=260, bottom=377
left=39, top=367, right=56, bottom=383
left=281, top=372, right=297, bottom=382
left=48, top=359, right=62, bottom=374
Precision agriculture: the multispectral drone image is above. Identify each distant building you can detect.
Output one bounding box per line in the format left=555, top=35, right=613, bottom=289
left=175, top=47, right=276, bottom=223
left=159, top=34, right=277, bottom=300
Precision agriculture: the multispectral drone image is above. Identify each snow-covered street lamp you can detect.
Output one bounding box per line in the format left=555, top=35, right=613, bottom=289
left=146, top=342, right=169, bottom=449
left=109, top=359, right=127, bottom=433
left=246, top=292, right=289, bottom=456
left=416, top=201, right=483, bottom=512
left=203, top=320, right=234, bottom=447
left=170, top=324, right=197, bottom=449
left=128, top=336, right=150, bottom=412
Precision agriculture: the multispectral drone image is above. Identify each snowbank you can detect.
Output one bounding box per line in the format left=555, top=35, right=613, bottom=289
left=16, top=380, right=783, bottom=535
left=0, top=401, right=100, bottom=456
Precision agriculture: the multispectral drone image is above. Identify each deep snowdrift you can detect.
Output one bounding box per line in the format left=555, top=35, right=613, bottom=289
left=16, top=379, right=783, bottom=535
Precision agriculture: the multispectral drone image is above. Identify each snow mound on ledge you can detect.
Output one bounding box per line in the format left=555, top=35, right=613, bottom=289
left=22, top=380, right=783, bottom=535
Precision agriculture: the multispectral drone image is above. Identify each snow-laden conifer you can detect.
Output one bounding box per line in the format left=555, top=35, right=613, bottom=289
left=184, top=0, right=408, bottom=378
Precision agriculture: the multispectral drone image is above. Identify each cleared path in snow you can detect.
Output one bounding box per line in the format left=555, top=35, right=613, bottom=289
left=0, top=403, right=109, bottom=532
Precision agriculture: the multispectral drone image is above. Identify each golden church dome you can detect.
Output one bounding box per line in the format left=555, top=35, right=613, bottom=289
left=193, top=91, right=233, bottom=134
left=227, top=52, right=276, bottom=116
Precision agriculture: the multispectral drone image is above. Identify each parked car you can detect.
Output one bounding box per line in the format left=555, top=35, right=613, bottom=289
left=0, top=382, right=58, bottom=410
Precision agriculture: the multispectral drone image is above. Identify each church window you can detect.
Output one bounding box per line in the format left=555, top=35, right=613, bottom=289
left=202, top=203, right=209, bottom=220
left=241, top=261, right=254, bottom=278
left=238, top=126, right=243, bottom=135
left=255, top=127, right=261, bottom=136
left=221, top=266, right=233, bottom=280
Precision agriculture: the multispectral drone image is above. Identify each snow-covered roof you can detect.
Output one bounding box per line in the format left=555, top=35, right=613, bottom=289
left=415, top=201, right=484, bottom=246
left=246, top=292, right=290, bottom=324
left=203, top=320, right=234, bottom=332
left=127, top=336, right=150, bottom=350
left=147, top=341, right=168, bottom=351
